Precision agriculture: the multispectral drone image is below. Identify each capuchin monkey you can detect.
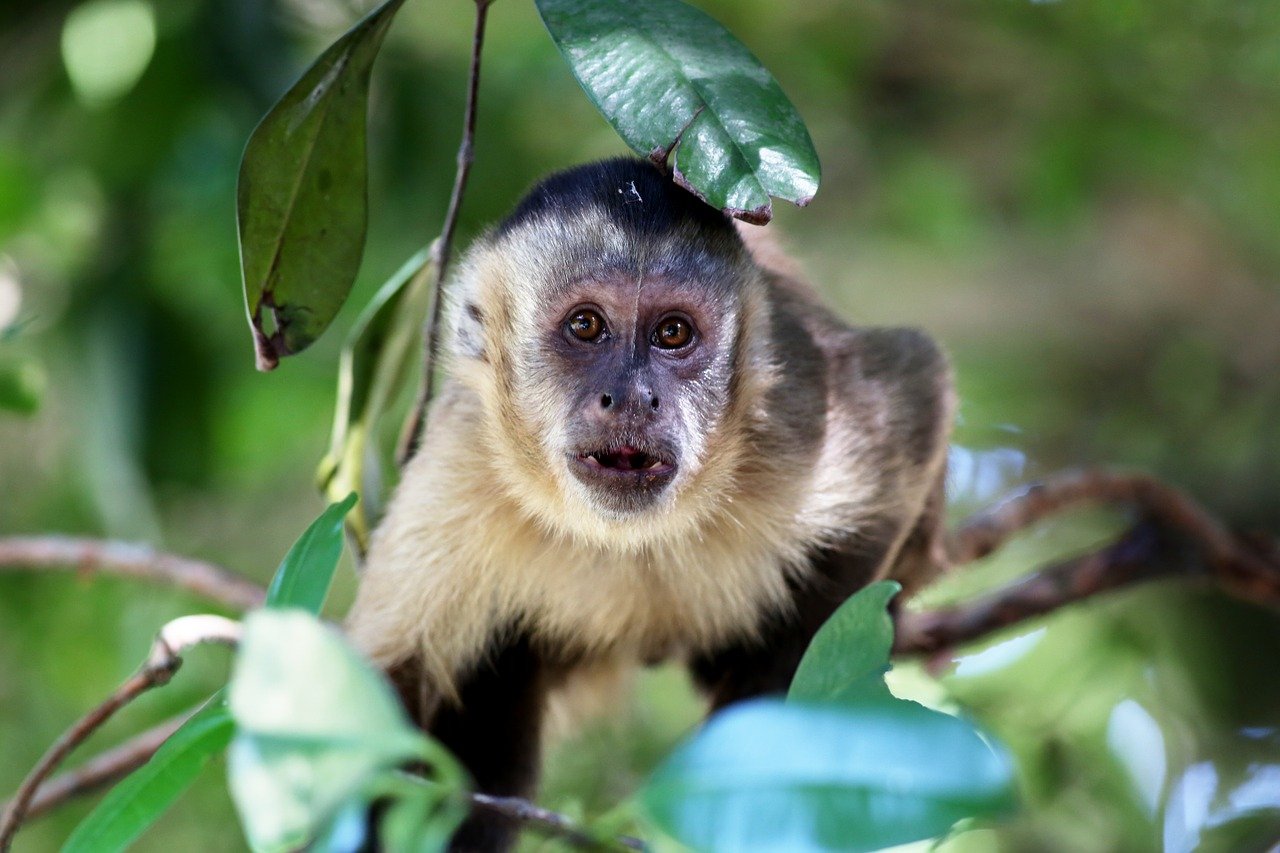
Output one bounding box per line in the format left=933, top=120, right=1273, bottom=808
left=345, top=158, right=954, bottom=850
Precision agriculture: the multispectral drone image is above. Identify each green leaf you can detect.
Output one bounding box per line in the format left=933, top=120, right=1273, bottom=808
left=0, top=357, right=44, bottom=414
left=640, top=697, right=1017, bottom=853
left=63, top=694, right=235, bottom=853
left=227, top=610, right=443, bottom=852
left=239, top=0, right=406, bottom=370
left=535, top=0, right=820, bottom=223
left=316, top=246, right=437, bottom=552
left=789, top=580, right=900, bottom=704
left=264, top=493, right=356, bottom=614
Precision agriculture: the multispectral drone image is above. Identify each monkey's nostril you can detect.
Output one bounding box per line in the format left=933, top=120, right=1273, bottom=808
left=600, top=394, right=613, bottom=409
left=650, top=396, right=660, bottom=411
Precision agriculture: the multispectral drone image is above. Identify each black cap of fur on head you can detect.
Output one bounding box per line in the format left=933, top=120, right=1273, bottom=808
left=496, top=158, right=739, bottom=244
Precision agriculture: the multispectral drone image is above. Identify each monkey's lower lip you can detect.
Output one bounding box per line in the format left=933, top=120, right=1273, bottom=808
left=569, top=445, right=677, bottom=484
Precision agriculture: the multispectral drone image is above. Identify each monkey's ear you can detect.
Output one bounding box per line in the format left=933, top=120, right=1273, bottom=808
left=452, top=300, right=487, bottom=361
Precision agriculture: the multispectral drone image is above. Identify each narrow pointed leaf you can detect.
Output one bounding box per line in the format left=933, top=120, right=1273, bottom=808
left=63, top=694, right=235, bottom=853
left=239, top=0, right=406, bottom=370
left=316, top=246, right=437, bottom=551
left=536, top=0, right=820, bottom=223
left=641, top=697, right=1017, bottom=853
left=265, top=493, right=357, bottom=614
left=789, top=580, right=900, bottom=704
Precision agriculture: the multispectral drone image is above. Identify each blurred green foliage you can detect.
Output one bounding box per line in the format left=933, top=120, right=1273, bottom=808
left=1, top=0, right=1278, bottom=850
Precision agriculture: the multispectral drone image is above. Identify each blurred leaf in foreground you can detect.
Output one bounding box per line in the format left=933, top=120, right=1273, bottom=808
left=641, top=697, right=1016, bottom=852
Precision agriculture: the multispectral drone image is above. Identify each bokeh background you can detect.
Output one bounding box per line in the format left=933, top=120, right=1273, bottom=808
left=2, top=0, right=1278, bottom=849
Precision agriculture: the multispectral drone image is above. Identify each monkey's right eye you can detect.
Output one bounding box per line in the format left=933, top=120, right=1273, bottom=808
left=565, top=309, right=606, bottom=342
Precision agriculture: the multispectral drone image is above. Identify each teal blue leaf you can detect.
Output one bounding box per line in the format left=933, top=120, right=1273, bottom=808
left=641, top=697, right=1017, bottom=852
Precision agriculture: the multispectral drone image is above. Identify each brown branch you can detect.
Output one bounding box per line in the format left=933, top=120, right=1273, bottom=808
left=946, top=468, right=1241, bottom=566
left=0, top=536, right=266, bottom=611
left=897, top=470, right=1280, bottom=656
left=9, top=715, right=187, bottom=822
left=470, top=793, right=646, bottom=851
left=0, top=616, right=241, bottom=851
left=398, top=0, right=494, bottom=465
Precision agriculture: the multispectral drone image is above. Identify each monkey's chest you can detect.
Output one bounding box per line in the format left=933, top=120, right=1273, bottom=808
left=509, top=539, right=799, bottom=663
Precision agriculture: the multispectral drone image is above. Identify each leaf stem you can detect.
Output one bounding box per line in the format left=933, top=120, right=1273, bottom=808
left=398, top=0, right=494, bottom=465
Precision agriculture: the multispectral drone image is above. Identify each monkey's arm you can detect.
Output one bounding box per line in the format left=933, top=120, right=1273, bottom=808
left=387, top=636, right=551, bottom=851
left=691, top=325, right=953, bottom=708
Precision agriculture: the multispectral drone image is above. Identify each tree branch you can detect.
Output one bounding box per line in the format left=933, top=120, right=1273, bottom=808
left=398, top=0, right=494, bottom=465
left=897, top=470, right=1280, bottom=656
left=0, top=536, right=266, bottom=611
left=6, top=715, right=187, bottom=822
left=470, top=793, right=646, bottom=851
left=0, top=615, right=241, bottom=851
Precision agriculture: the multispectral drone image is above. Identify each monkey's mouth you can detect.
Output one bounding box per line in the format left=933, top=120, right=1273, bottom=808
left=578, top=446, right=672, bottom=473
left=568, top=444, right=678, bottom=498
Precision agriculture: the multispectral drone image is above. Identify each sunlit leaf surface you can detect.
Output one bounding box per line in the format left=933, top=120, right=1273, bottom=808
left=536, top=0, right=819, bottom=223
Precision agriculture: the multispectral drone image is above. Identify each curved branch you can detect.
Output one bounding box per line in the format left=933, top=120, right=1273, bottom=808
left=7, top=716, right=187, bottom=822
left=0, top=536, right=266, bottom=611
left=946, top=468, right=1240, bottom=566
left=0, top=616, right=241, bottom=851
left=900, top=470, right=1280, bottom=656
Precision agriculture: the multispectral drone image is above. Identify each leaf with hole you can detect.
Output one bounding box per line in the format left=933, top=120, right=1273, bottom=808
left=789, top=580, right=900, bottom=704
left=641, top=697, right=1017, bottom=852
left=239, top=0, right=406, bottom=370
left=536, top=0, right=820, bottom=223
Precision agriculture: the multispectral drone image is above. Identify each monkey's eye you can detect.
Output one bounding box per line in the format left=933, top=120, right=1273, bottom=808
left=566, top=309, right=606, bottom=342
left=652, top=315, right=694, bottom=350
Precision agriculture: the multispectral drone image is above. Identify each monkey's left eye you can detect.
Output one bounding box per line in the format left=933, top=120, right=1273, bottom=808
left=652, top=315, right=694, bottom=349
left=566, top=309, right=606, bottom=342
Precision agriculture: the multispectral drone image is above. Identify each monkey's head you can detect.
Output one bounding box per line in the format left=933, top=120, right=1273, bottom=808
left=445, top=159, right=776, bottom=547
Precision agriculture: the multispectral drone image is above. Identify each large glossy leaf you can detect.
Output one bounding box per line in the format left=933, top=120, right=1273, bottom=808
left=239, top=0, right=406, bottom=371
left=227, top=610, right=455, bottom=852
left=264, top=493, right=357, bottom=614
left=536, top=0, right=820, bottom=223
left=789, top=581, right=900, bottom=705
left=63, top=694, right=234, bottom=853
left=641, top=697, right=1017, bottom=852
left=316, top=247, right=436, bottom=552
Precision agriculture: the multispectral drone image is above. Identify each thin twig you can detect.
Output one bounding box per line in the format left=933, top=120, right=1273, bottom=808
left=470, top=793, right=646, bottom=851
left=0, top=616, right=241, bottom=851
left=0, top=536, right=266, bottom=611
left=7, top=715, right=187, bottom=822
left=398, top=0, right=494, bottom=465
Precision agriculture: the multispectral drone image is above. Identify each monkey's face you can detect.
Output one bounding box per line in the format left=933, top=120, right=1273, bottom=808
left=534, top=270, right=737, bottom=520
